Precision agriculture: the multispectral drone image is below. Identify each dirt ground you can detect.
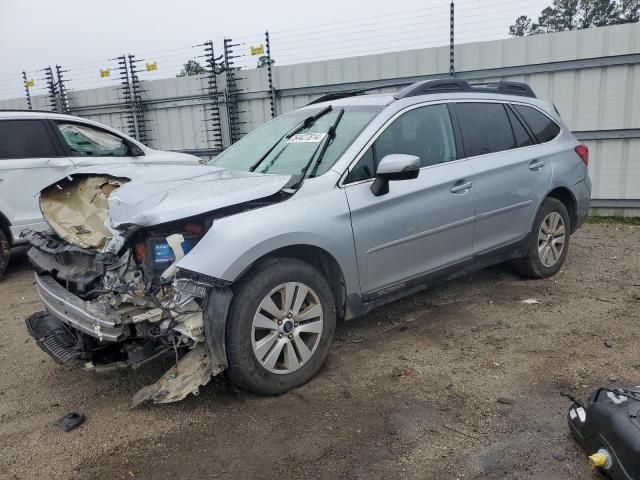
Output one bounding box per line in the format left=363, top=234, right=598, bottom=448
left=0, top=223, right=638, bottom=480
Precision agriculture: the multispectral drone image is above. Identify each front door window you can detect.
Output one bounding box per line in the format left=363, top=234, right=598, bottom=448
left=346, top=104, right=457, bottom=183
left=56, top=123, right=129, bottom=157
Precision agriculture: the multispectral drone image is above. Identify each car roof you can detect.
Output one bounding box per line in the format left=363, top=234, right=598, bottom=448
left=0, top=110, right=87, bottom=121
left=0, top=109, right=150, bottom=150
left=306, top=91, right=553, bottom=113
left=300, top=79, right=552, bottom=113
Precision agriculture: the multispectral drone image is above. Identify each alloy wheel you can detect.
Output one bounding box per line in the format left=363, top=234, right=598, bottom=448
left=251, top=282, right=324, bottom=374
left=538, top=211, right=566, bottom=267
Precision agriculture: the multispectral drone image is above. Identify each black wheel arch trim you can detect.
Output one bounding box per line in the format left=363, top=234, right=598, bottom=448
left=203, top=286, right=233, bottom=372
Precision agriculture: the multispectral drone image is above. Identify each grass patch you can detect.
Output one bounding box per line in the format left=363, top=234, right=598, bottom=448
left=587, top=215, right=640, bottom=226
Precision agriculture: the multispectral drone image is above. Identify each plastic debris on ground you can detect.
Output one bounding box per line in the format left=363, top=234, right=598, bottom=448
left=521, top=298, right=541, bottom=304
left=55, top=411, right=85, bottom=432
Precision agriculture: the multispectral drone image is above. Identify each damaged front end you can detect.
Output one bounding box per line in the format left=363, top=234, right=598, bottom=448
left=25, top=175, right=232, bottom=406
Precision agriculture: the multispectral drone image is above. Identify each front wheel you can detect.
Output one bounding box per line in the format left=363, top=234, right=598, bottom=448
left=514, top=197, right=570, bottom=279
left=225, top=257, right=336, bottom=395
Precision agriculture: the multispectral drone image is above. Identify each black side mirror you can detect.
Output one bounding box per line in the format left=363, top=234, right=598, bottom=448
left=371, top=154, right=420, bottom=196
left=128, top=143, right=145, bottom=156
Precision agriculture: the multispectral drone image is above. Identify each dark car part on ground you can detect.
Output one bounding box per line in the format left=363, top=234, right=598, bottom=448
left=55, top=411, right=85, bottom=432
left=568, top=386, right=640, bottom=480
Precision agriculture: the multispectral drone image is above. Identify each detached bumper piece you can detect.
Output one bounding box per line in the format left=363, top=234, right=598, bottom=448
left=26, top=311, right=83, bottom=364
left=130, top=343, right=218, bottom=408
left=568, top=387, right=640, bottom=480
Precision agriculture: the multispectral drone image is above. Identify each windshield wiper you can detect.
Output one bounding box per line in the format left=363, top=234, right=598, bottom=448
left=288, top=108, right=345, bottom=190
left=249, top=105, right=333, bottom=172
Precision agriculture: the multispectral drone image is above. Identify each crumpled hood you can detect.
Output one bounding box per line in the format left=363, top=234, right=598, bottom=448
left=49, top=164, right=292, bottom=230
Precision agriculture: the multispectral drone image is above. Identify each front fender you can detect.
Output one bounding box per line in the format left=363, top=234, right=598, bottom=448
left=176, top=182, right=361, bottom=298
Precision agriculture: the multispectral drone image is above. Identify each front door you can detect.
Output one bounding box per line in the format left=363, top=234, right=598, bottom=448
left=344, top=104, right=476, bottom=299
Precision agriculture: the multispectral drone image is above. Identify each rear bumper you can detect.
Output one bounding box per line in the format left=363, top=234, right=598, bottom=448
left=570, top=176, right=592, bottom=232
left=35, top=273, right=125, bottom=342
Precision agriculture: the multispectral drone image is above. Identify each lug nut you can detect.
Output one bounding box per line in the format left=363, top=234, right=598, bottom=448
left=278, top=333, right=283, bottom=338
left=277, top=320, right=283, bottom=325
left=288, top=334, right=293, bottom=339
left=294, top=322, right=298, bottom=327
left=287, top=312, right=292, bottom=318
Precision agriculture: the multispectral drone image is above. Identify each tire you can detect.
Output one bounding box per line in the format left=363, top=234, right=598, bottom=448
left=225, top=257, right=336, bottom=395
left=0, top=229, right=10, bottom=278
left=514, top=197, right=570, bottom=279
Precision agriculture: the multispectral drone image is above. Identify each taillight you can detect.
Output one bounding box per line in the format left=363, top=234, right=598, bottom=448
left=575, top=144, right=589, bottom=167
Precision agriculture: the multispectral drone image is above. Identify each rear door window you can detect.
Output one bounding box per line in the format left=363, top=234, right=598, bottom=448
left=455, top=103, right=515, bottom=157
left=55, top=122, right=130, bottom=156
left=0, top=119, right=59, bottom=159
left=513, top=105, right=560, bottom=143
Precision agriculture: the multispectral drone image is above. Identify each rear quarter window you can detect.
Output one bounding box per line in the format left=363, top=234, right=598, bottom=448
left=513, top=104, right=561, bottom=143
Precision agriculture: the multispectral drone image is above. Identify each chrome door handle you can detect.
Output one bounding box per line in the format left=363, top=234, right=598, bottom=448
left=529, top=159, right=545, bottom=171
left=450, top=181, right=473, bottom=193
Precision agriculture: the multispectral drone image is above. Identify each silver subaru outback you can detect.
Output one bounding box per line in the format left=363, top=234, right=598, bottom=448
left=24, top=79, right=591, bottom=404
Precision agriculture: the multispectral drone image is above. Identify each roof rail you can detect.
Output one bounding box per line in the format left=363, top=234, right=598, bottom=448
left=473, top=81, right=536, bottom=98
left=0, top=109, right=61, bottom=114
left=394, top=79, right=536, bottom=99
left=306, top=89, right=368, bottom=106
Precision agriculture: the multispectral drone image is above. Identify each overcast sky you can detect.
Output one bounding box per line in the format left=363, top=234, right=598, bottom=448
left=0, top=0, right=549, bottom=98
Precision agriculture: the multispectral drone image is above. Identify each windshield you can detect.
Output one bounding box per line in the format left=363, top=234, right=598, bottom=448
left=211, top=106, right=381, bottom=177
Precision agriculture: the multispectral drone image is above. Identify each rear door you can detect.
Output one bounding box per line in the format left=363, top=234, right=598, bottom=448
left=344, top=103, right=476, bottom=298
left=453, top=101, right=552, bottom=255
left=0, top=119, right=74, bottom=239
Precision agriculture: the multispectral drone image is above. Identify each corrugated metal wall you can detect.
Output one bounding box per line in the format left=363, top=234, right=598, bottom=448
left=2, top=23, right=639, bottom=210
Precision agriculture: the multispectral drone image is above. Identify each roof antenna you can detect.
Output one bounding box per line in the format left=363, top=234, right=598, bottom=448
left=449, top=1, right=455, bottom=78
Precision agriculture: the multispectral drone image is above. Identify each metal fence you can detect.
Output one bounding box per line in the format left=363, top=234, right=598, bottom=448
left=1, top=22, right=639, bottom=212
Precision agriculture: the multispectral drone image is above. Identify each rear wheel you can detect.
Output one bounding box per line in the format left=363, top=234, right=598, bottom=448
left=514, top=197, right=570, bottom=279
left=0, top=230, right=10, bottom=278
left=225, top=257, right=336, bottom=395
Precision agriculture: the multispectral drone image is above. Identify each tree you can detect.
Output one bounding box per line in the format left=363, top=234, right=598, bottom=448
left=176, top=60, right=206, bottom=77
left=536, top=0, right=581, bottom=32
left=509, top=0, right=632, bottom=36
left=256, top=56, right=275, bottom=69
left=509, top=15, right=534, bottom=36
left=618, top=0, right=640, bottom=22
left=581, top=0, right=619, bottom=26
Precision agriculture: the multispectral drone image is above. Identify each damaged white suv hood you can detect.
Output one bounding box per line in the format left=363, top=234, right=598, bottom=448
left=45, top=164, right=292, bottom=231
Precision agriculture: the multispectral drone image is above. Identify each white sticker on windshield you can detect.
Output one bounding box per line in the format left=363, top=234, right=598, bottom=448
left=287, top=132, right=327, bottom=143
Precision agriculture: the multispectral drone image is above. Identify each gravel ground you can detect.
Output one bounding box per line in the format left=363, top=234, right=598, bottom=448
left=0, top=223, right=638, bottom=480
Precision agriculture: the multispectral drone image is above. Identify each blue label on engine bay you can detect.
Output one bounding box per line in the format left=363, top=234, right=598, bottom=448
left=152, top=240, right=196, bottom=264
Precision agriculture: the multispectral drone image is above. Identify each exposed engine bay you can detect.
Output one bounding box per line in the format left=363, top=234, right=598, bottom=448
left=25, top=173, right=288, bottom=406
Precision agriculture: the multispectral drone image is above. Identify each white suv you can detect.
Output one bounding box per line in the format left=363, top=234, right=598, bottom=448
left=0, top=110, right=200, bottom=276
